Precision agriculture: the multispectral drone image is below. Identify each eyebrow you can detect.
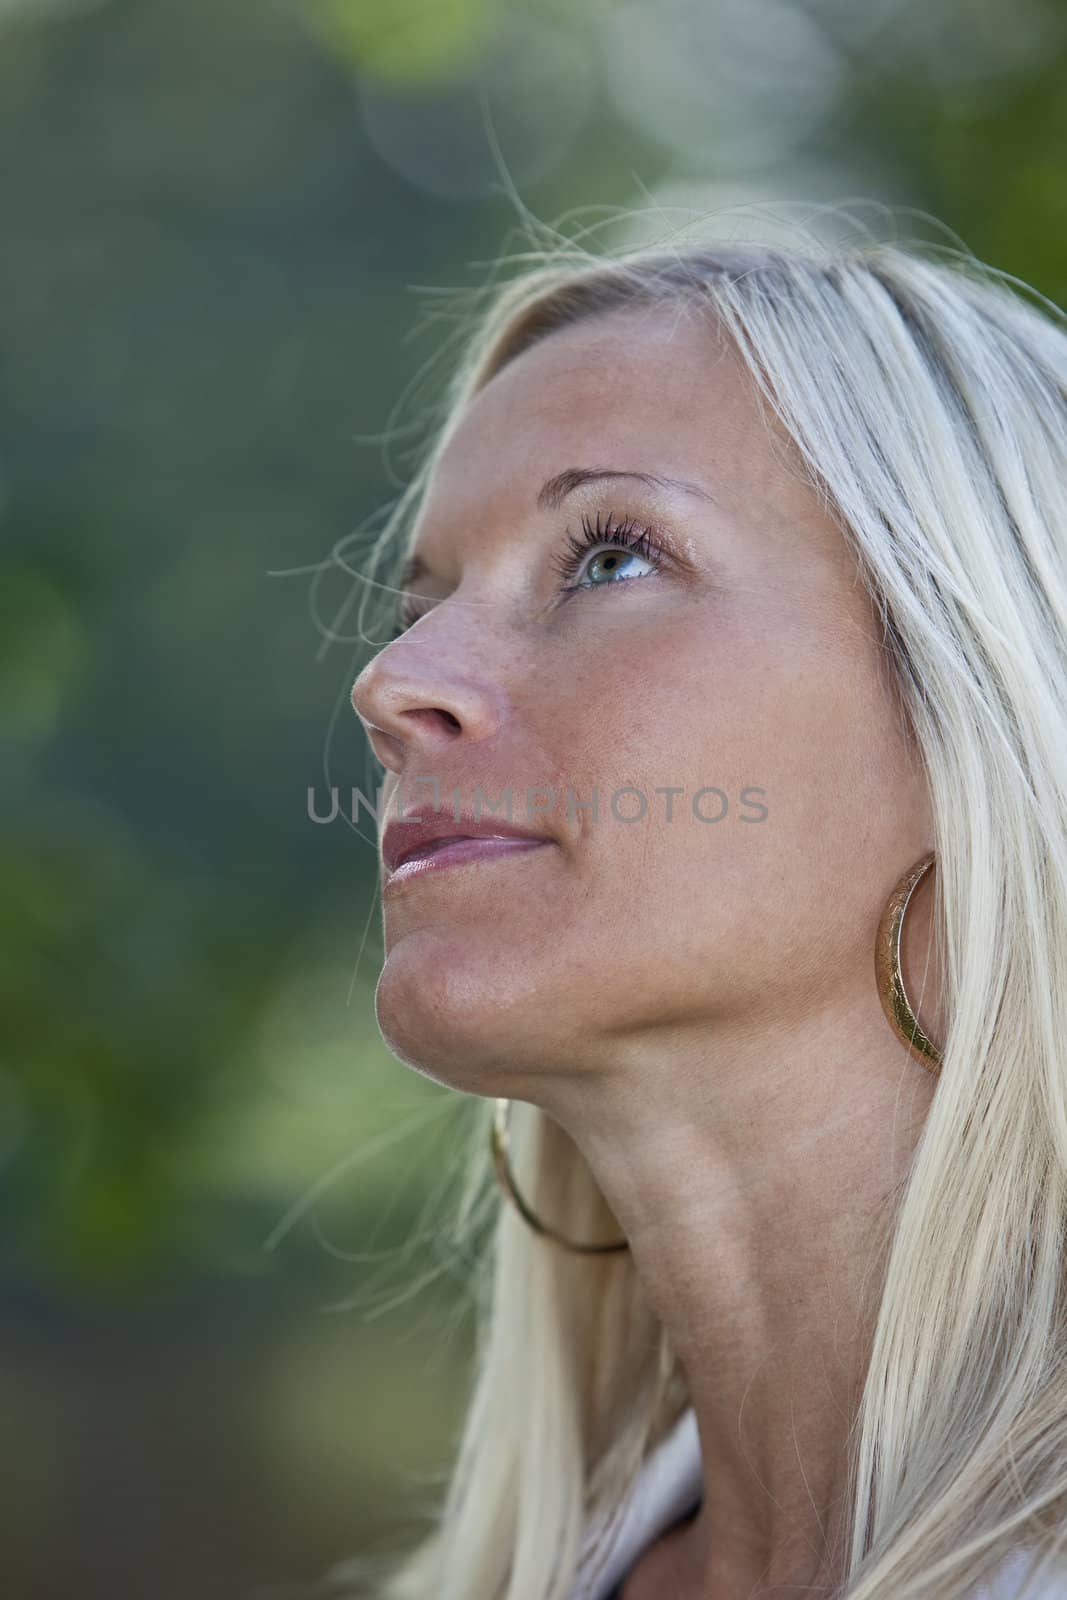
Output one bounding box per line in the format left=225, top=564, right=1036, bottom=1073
left=536, top=466, right=717, bottom=512
left=398, top=466, right=716, bottom=589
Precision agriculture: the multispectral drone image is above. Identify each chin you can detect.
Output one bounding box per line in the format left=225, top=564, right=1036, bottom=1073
left=372, top=927, right=568, bottom=1093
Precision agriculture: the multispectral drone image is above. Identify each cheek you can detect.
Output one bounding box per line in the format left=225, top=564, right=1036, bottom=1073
left=552, top=610, right=763, bottom=823
left=555, top=606, right=911, bottom=970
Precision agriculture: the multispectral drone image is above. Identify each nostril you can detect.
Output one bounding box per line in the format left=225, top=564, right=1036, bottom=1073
left=405, top=707, right=462, bottom=735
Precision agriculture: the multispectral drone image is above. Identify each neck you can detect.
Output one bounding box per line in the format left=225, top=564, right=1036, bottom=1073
left=542, top=983, right=938, bottom=1599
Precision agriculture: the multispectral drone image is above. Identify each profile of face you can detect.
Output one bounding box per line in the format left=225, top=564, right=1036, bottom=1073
left=351, top=303, right=940, bottom=1106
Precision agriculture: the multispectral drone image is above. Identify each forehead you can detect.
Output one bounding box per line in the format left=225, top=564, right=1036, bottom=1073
left=407, top=303, right=838, bottom=575
left=430, top=306, right=759, bottom=502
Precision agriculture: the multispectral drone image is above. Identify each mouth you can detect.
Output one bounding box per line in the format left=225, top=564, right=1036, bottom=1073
left=383, top=834, right=551, bottom=889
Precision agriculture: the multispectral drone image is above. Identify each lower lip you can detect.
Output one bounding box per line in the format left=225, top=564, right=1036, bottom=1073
left=384, top=837, right=550, bottom=889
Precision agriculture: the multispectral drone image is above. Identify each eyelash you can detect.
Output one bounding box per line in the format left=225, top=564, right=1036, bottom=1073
left=389, top=509, right=666, bottom=639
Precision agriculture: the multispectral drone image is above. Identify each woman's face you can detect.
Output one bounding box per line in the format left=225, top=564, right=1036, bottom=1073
left=351, top=304, right=936, bottom=1097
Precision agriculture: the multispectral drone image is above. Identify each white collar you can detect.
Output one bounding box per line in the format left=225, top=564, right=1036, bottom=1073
left=569, top=1406, right=702, bottom=1600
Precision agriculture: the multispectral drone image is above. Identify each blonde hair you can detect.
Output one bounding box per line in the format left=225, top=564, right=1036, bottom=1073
left=314, top=207, right=1067, bottom=1600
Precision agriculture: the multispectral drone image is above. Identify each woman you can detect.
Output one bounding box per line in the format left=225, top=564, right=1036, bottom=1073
left=334, top=224, right=1067, bottom=1600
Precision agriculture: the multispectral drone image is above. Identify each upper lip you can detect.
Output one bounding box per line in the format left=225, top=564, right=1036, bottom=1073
left=382, top=805, right=552, bottom=874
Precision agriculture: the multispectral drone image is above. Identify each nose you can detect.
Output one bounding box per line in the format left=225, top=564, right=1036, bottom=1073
left=350, top=642, right=506, bottom=775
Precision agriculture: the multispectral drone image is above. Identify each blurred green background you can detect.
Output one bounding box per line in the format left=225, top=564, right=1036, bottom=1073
left=2, top=0, right=1066, bottom=1594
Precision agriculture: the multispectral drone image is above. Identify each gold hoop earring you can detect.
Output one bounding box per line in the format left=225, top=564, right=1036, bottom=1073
left=489, top=851, right=943, bottom=1252
left=489, top=1097, right=629, bottom=1254
left=874, top=850, right=943, bottom=1073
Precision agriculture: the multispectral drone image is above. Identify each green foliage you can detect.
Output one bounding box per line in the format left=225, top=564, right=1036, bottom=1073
left=308, top=0, right=497, bottom=82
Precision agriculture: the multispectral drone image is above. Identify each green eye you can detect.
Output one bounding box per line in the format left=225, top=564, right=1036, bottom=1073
left=548, top=509, right=666, bottom=592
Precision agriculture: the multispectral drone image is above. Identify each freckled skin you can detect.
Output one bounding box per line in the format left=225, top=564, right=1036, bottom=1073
left=351, top=303, right=944, bottom=1599
left=352, top=305, right=942, bottom=1099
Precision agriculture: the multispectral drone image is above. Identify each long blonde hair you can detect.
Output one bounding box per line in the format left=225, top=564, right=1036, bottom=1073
left=316, top=209, right=1067, bottom=1600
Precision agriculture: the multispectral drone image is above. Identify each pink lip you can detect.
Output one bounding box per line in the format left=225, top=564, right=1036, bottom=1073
left=381, top=804, right=553, bottom=876
left=383, top=835, right=550, bottom=888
